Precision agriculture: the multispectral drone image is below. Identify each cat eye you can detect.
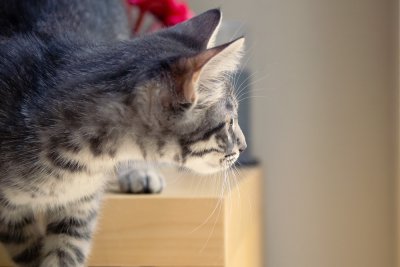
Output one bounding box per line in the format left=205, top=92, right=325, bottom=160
left=229, top=118, right=234, bottom=127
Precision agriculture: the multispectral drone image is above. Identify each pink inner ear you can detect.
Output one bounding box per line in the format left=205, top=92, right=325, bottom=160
left=180, top=47, right=227, bottom=101
left=170, top=43, right=230, bottom=104
left=181, top=72, right=198, bottom=104
left=191, top=46, right=227, bottom=71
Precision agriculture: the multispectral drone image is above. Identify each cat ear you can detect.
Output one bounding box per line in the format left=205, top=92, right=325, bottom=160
left=168, top=37, right=245, bottom=107
left=162, top=9, right=222, bottom=50
left=198, top=37, right=245, bottom=81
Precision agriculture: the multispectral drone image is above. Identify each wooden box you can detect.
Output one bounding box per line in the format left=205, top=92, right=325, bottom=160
left=0, top=167, right=263, bottom=267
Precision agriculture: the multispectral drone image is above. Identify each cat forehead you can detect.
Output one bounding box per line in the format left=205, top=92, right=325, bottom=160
left=208, top=93, right=238, bottom=119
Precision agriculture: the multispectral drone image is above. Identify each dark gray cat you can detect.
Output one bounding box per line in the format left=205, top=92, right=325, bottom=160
left=0, top=1, right=246, bottom=266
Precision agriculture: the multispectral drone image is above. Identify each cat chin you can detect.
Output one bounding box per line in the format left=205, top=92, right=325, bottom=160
left=183, top=159, right=233, bottom=175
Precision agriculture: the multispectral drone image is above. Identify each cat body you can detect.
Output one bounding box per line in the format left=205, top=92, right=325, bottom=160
left=0, top=1, right=246, bottom=266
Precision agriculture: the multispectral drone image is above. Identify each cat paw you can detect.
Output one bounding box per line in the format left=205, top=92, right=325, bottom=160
left=117, top=168, right=165, bottom=194
left=41, top=250, right=84, bottom=267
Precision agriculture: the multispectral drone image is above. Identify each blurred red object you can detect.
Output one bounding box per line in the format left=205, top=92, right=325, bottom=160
left=126, top=0, right=194, bottom=34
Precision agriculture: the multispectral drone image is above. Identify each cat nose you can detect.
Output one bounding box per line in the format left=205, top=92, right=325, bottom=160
left=239, top=145, right=247, bottom=153
left=235, top=126, right=247, bottom=154
left=238, top=142, right=247, bottom=153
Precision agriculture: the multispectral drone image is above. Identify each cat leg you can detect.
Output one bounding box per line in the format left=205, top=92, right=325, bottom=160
left=0, top=201, right=44, bottom=267
left=116, top=164, right=165, bottom=194
left=41, top=194, right=101, bottom=267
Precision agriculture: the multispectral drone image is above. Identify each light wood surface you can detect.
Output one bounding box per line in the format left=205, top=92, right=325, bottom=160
left=0, top=167, right=263, bottom=267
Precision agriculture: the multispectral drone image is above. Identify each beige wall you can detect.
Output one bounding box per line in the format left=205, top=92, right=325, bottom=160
left=397, top=0, right=400, bottom=266
left=189, top=1, right=398, bottom=267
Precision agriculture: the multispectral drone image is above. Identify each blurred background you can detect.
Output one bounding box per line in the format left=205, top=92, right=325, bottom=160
left=187, top=1, right=397, bottom=267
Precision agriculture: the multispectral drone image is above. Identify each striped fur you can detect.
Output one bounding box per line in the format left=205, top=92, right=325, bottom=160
left=0, top=2, right=246, bottom=266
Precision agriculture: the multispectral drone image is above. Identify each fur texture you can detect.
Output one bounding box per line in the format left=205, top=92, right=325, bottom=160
left=0, top=1, right=246, bottom=266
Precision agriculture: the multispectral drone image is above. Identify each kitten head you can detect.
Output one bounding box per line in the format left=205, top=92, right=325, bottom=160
left=133, top=9, right=246, bottom=174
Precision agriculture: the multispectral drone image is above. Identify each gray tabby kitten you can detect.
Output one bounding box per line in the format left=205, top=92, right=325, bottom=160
left=0, top=1, right=246, bottom=266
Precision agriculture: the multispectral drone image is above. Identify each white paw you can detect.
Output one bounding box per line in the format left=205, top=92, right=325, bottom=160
left=41, top=250, right=84, bottom=267
left=117, top=167, right=165, bottom=194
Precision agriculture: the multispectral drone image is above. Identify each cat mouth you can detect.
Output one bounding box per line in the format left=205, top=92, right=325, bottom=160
left=183, top=152, right=239, bottom=174
left=220, top=153, right=239, bottom=167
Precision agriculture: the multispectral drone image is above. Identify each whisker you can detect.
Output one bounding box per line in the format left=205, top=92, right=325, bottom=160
left=237, top=95, right=267, bottom=104
left=237, top=87, right=266, bottom=102
left=236, top=75, right=267, bottom=100
left=232, top=51, right=255, bottom=91
left=235, top=70, right=260, bottom=98
left=198, top=171, right=225, bottom=252
left=230, top=166, right=243, bottom=229
left=231, top=42, right=256, bottom=93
